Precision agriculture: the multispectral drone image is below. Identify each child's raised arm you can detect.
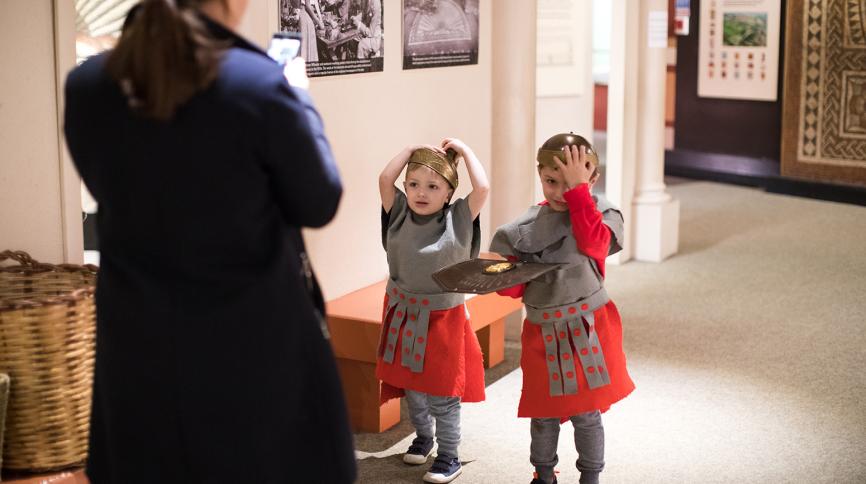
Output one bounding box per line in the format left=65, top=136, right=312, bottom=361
left=379, top=145, right=416, bottom=213
left=441, top=138, right=489, bottom=219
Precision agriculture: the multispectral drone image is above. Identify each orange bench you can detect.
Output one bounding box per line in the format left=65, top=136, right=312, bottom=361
left=326, top=278, right=523, bottom=433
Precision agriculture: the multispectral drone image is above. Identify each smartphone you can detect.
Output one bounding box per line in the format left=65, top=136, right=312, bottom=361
left=267, top=32, right=302, bottom=65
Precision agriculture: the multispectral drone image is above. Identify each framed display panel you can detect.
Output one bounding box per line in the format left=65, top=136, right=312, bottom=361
left=278, top=0, right=384, bottom=77
left=697, top=0, right=781, bottom=100
left=402, top=0, right=480, bottom=70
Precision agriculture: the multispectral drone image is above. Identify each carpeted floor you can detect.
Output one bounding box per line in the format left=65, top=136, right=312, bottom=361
left=353, top=180, right=866, bottom=483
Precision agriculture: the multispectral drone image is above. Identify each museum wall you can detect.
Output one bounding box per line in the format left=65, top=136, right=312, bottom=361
left=670, top=0, right=786, bottom=171
left=241, top=0, right=494, bottom=300
left=1, top=0, right=494, bottom=300
left=0, top=1, right=68, bottom=263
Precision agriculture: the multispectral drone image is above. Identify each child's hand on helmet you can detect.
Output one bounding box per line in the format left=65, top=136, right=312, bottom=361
left=553, top=144, right=593, bottom=190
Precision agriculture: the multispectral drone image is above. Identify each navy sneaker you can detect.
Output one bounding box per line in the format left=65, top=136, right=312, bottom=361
left=403, top=435, right=434, bottom=465
left=423, top=454, right=462, bottom=483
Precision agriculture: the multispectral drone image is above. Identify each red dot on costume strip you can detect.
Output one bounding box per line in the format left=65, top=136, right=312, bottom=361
left=598, top=366, right=604, bottom=373
left=410, top=297, right=417, bottom=304
left=415, top=354, right=421, bottom=362
left=592, top=346, right=598, bottom=354
left=548, top=355, right=555, bottom=362
left=581, top=348, right=589, bottom=356
left=546, top=335, right=554, bottom=342
left=559, top=331, right=566, bottom=339
left=400, top=294, right=405, bottom=299
left=563, top=353, right=570, bottom=360
left=410, top=315, right=416, bottom=321
left=392, top=288, right=398, bottom=295
left=388, top=344, right=394, bottom=351
left=581, top=303, right=589, bottom=310
left=422, top=299, right=429, bottom=306
left=574, top=329, right=581, bottom=336
left=568, top=307, right=577, bottom=314
left=567, top=371, right=574, bottom=379
left=390, top=328, right=397, bottom=334
left=396, top=311, right=403, bottom=318
left=543, top=312, right=550, bottom=320
left=405, top=348, right=410, bottom=354
left=417, top=337, right=425, bottom=344
left=552, top=373, right=560, bottom=381
left=588, top=367, right=596, bottom=374
left=406, top=330, right=413, bottom=337
left=555, top=310, right=563, bottom=318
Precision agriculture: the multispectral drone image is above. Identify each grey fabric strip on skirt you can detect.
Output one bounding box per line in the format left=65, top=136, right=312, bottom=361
left=526, top=288, right=612, bottom=396
left=381, top=280, right=464, bottom=373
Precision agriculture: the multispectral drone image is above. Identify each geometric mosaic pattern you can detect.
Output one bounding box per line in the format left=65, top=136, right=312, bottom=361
left=796, top=0, right=866, bottom=167
left=845, top=0, right=866, bottom=48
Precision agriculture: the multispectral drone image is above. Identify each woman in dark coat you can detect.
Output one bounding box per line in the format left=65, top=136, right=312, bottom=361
left=63, top=1, right=356, bottom=482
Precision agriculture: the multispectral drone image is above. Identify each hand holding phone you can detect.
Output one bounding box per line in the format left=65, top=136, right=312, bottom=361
left=267, top=32, right=302, bottom=66
left=284, top=57, right=310, bottom=90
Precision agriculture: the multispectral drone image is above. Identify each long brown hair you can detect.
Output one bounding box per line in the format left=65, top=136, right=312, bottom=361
left=106, top=0, right=229, bottom=121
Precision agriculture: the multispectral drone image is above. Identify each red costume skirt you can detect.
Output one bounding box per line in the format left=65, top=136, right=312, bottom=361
left=518, top=300, right=634, bottom=418
left=376, top=295, right=486, bottom=403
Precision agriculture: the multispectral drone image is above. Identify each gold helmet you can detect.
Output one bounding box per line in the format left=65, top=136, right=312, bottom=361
left=536, top=132, right=600, bottom=171
left=408, top=147, right=459, bottom=189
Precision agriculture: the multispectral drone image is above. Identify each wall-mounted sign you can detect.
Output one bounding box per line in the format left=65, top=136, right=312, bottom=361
left=697, top=0, right=780, bottom=101
left=675, top=0, right=691, bottom=35
left=278, top=0, right=384, bottom=78
left=402, top=0, right=479, bottom=70
left=536, top=0, right=588, bottom=97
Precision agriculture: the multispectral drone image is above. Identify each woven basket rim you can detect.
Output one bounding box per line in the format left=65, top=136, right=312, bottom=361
left=0, top=250, right=98, bottom=312
left=0, top=286, right=96, bottom=312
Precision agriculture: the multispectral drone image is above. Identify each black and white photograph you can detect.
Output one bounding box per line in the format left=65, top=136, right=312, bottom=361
left=278, top=0, right=383, bottom=77
left=402, top=0, right=479, bottom=70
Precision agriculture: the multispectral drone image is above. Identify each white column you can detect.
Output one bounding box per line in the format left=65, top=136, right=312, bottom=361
left=491, top=0, right=537, bottom=230
left=605, top=0, right=641, bottom=264
left=632, top=0, right=679, bottom=262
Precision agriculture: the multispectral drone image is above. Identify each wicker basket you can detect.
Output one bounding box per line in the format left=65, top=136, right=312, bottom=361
left=0, top=250, right=97, bottom=472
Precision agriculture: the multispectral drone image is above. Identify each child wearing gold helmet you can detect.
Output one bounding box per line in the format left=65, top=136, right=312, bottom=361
left=490, top=133, right=635, bottom=484
left=377, top=138, right=490, bottom=483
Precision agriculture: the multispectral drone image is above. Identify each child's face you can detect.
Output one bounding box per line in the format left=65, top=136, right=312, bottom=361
left=538, top=166, right=570, bottom=212
left=538, top=165, right=599, bottom=211
left=404, top=165, right=453, bottom=216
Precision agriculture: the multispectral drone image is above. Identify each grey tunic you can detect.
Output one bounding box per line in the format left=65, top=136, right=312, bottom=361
left=382, top=190, right=481, bottom=294
left=489, top=195, right=623, bottom=309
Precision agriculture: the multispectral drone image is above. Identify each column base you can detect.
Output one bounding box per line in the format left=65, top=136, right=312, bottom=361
left=632, top=195, right=680, bottom=262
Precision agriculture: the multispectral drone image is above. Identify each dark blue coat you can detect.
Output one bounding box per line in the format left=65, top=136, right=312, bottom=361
left=64, top=18, right=356, bottom=484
